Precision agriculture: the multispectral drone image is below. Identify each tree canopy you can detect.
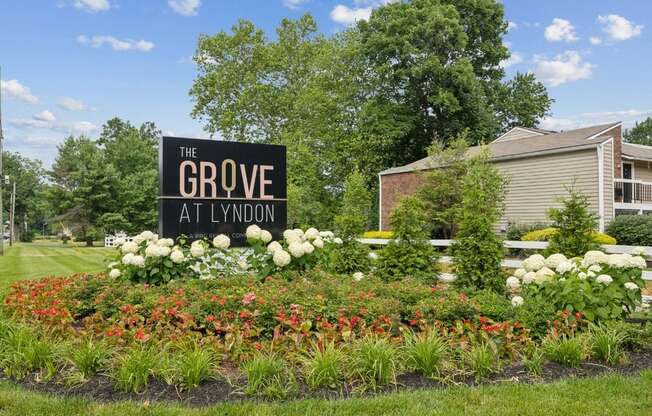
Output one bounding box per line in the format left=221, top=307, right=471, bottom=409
left=624, top=117, right=652, bottom=145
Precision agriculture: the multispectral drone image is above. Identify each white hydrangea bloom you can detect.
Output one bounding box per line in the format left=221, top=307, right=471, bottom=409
left=506, top=276, right=520, bottom=289
left=260, top=230, right=273, bottom=244
left=273, top=249, right=291, bottom=267
left=190, top=241, right=205, bottom=257
left=140, top=231, right=156, bottom=241
left=353, top=272, right=365, bottom=281
left=333, top=237, right=343, bottom=244
left=578, top=271, right=588, bottom=280
left=631, top=247, right=647, bottom=256
left=305, top=227, right=320, bottom=240
left=284, top=230, right=302, bottom=244
left=121, top=241, right=138, bottom=254
left=629, top=256, right=647, bottom=269
left=122, top=252, right=135, bottom=265
left=109, top=269, right=121, bottom=278
left=313, top=238, right=324, bottom=249
left=131, top=255, right=146, bottom=268
left=170, top=250, right=185, bottom=264
left=319, top=230, right=335, bottom=239
left=556, top=261, right=576, bottom=274
left=283, top=229, right=295, bottom=240
left=213, top=234, right=230, bottom=250
left=368, top=251, right=379, bottom=260
left=607, top=253, right=631, bottom=268
left=157, top=238, right=174, bottom=247
left=302, top=241, right=315, bottom=255
left=588, top=264, right=602, bottom=273
left=624, top=282, right=639, bottom=291
left=238, top=260, right=249, bottom=271
left=514, top=268, right=527, bottom=278
left=596, top=274, right=613, bottom=285
left=534, top=267, right=554, bottom=283
left=293, top=228, right=305, bottom=237
left=523, top=254, right=545, bottom=272
left=145, top=243, right=167, bottom=258
left=288, top=241, right=305, bottom=258
left=267, top=241, right=283, bottom=254
left=246, top=225, right=262, bottom=240
left=582, top=250, right=608, bottom=267
left=522, top=272, right=537, bottom=284
left=132, top=235, right=145, bottom=245
left=545, top=253, right=568, bottom=269
left=511, top=296, right=524, bottom=307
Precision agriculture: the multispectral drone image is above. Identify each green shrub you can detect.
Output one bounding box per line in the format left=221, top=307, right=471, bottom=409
left=470, top=290, right=514, bottom=322
left=514, top=296, right=558, bottom=340
left=405, top=332, right=448, bottom=378
left=324, top=240, right=371, bottom=274
left=242, top=353, right=295, bottom=399
left=362, top=231, right=394, bottom=239
left=464, top=343, right=498, bottom=381
left=607, top=215, right=652, bottom=246
left=545, top=188, right=600, bottom=257
left=543, top=336, right=585, bottom=367
left=522, top=227, right=616, bottom=245
left=589, top=324, right=625, bottom=365
left=350, top=336, right=399, bottom=389
left=113, top=347, right=159, bottom=393
left=408, top=289, right=477, bottom=325
left=605, top=321, right=652, bottom=351
left=377, top=196, right=438, bottom=282
left=335, top=169, right=372, bottom=239
left=451, top=149, right=508, bottom=292
left=301, top=343, right=345, bottom=389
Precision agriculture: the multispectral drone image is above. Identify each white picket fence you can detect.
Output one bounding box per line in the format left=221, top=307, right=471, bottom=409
left=357, top=238, right=652, bottom=283
left=104, top=233, right=133, bottom=248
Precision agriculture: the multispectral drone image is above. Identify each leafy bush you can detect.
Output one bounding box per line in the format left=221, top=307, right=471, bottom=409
left=506, top=222, right=549, bottom=242
left=522, top=227, right=616, bottom=245
left=543, top=336, right=584, bottom=367
left=607, top=215, right=652, bottom=246
left=324, top=239, right=371, bottom=274
left=362, top=231, right=394, bottom=239
left=377, top=196, right=438, bottom=282
left=405, top=332, right=448, bottom=378
left=451, top=149, right=508, bottom=292
left=301, top=343, right=345, bottom=389
left=545, top=189, right=600, bottom=257
left=349, top=336, right=399, bottom=389
left=335, top=169, right=372, bottom=238
left=514, top=296, right=558, bottom=340
left=470, top=290, right=514, bottom=322
left=519, top=251, right=645, bottom=322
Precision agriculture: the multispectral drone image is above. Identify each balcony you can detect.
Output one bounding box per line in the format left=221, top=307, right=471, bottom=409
left=614, top=179, right=652, bottom=213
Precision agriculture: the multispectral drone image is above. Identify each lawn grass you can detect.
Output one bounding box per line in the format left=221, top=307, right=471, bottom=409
left=0, top=241, right=111, bottom=292
left=0, top=372, right=651, bottom=415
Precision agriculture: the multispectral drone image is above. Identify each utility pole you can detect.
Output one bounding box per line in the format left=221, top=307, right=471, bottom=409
left=0, top=66, right=4, bottom=255
left=9, top=180, right=15, bottom=246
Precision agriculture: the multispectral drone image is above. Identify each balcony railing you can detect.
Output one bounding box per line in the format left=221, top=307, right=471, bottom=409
left=614, top=179, right=652, bottom=203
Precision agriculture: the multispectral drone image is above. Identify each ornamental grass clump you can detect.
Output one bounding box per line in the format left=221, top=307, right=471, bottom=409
left=350, top=336, right=399, bottom=390
left=451, top=149, right=508, bottom=292
left=301, top=342, right=345, bottom=389
left=113, top=347, right=160, bottom=393
left=589, top=324, right=626, bottom=365
left=543, top=336, right=585, bottom=368
left=0, top=324, right=57, bottom=380
left=167, top=343, right=219, bottom=389
left=242, top=353, right=295, bottom=399
left=464, top=342, right=498, bottom=381
left=377, top=196, right=438, bottom=282
left=522, top=347, right=545, bottom=377
left=405, top=331, right=448, bottom=378
left=67, top=338, right=113, bottom=380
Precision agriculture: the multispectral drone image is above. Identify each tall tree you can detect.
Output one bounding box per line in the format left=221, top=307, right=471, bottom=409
left=624, top=117, right=652, bottom=145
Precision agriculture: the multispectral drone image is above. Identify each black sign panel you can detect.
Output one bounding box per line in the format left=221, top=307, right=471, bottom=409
left=159, top=137, right=287, bottom=246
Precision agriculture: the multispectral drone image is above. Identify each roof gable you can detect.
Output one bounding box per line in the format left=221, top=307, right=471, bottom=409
left=492, top=127, right=550, bottom=143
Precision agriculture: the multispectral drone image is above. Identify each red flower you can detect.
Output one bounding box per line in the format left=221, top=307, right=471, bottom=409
left=206, top=315, right=216, bottom=322
left=409, top=319, right=417, bottom=326
left=242, top=292, right=256, bottom=305
left=134, top=328, right=150, bottom=342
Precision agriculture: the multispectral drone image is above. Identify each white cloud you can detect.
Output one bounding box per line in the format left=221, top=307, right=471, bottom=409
left=33, top=110, right=56, bottom=122
left=58, top=97, right=89, bottom=111
left=1, top=79, right=39, bottom=104
left=72, top=0, right=110, bottom=13
left=532, top=51, right=594, bottom=87
left=77, top=35, right=155, bottom=52
left=330, top=5, right=372, bottom=25
left=168, top=0, right=201, bottom=16
left=598, top=14, right=643, bottom=41
left=507, top=21, right=518, bottom=31
left=590, top=36, right=602, bottom=45
left=539, top=109, right=652, bottom=131
left=500, top=52, right=523, bottom=69
left=539, top=116, right=578, bottom=131
left=544, top=18, right=579, bottom=42
left=9, top=118, right=98, bottom=135
left=283, top=0, right=309, bottom=9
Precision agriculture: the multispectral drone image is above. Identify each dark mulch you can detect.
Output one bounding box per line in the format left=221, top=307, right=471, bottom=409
left=4, top=349, right=652, bottom=408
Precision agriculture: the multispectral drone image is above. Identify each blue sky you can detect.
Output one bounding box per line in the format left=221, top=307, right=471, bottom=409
left=1, top=0, right=651, bottom=166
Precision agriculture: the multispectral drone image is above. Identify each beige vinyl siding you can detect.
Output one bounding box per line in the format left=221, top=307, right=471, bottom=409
left=602, top=141, right=614, bottom=226
left=495, top=148, right=600, bottom=230
left=494, top=128, right=542, bottom=143
left=633, top=160, right=652, bottom=182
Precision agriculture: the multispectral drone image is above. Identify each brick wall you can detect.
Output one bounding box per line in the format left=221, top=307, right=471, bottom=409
left=379, top=171, right=425, bottom=231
